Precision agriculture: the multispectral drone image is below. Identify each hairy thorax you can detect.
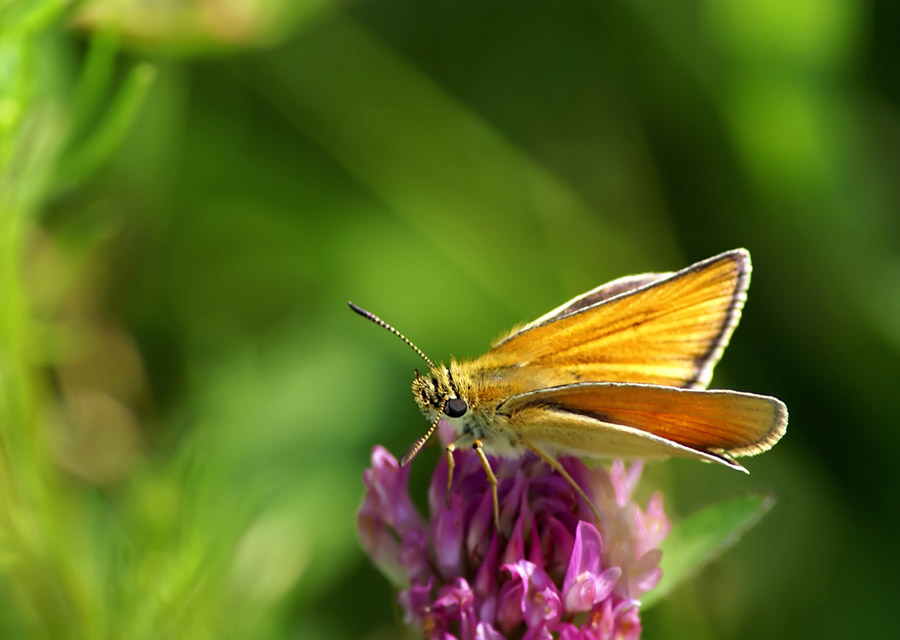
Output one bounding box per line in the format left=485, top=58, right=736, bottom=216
left=410, top=357, right=584, bottom=456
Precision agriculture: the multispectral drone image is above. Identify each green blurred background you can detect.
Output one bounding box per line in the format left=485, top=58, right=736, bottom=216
left=2, top=0, right=898, bottom=638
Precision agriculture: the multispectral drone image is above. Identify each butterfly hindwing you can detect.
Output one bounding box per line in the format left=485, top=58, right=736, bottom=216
left=502, top=382, right=787, bottom=459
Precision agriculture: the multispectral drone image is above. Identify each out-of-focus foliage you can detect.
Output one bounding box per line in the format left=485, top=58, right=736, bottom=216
left=1, top=0, right=898, bottom=638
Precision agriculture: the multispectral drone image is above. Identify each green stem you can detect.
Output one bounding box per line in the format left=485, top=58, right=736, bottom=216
left=69, top=28, right=120, bottom=142
left=55, top=62, right=157, bottom=192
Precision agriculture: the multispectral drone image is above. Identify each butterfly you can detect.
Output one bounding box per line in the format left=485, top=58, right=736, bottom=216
left=350, top=249, right=787, bottom=529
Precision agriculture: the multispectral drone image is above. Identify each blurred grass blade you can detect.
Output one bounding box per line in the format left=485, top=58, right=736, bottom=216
left=642, top=494, right=775, bottom=609
left=0, top=0, right=65, bottom=36
left=69, top=28, right=119, bottom=140
left=55, top=62, right=157, bottom=192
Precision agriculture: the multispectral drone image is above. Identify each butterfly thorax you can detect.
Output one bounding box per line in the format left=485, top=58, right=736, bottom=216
left=411, top=358, right=568, bottom=456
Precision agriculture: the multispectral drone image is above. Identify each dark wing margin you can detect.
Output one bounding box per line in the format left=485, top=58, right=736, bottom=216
left=685, top=249, right=751, bottom=388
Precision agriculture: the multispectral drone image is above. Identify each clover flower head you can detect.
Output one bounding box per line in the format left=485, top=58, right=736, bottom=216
left=358, top=424, right=670, bottom=639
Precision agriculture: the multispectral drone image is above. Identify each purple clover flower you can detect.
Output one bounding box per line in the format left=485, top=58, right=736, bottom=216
left=358, top=425, right=670, bottom=640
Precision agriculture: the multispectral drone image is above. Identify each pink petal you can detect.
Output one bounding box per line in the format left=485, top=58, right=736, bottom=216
left=466, top=490, right=494, bottom=561
left=357, top=505, right=403, bottom=586
left=433, top=491, right=464, bottom=578
left=473, top=532, right=500, bottom=599
left=499, top=561, right=561, bottom=629
left=626, top=549, right=663, bottom=597
left=474, top=622, right=505, bottom=640
left=563, top=521, right=619, bottom=613
left=523, top=623, right=554, bottom=640
left=363, top=446, right=423, bottom=532
left=556, top=623, right=587, bottom=640
left=635, top=492, right=670, bottom=554
left=398, top=528, right=430, bottom=585
left=609, top=461, right=643, bottom=507
left=397, top=580, right=434, bottom=627
left=496, top=578, right=524, bottom=632
left=503, top=509, right=528, bottom=565
left=524, top=587, right=561, bottom=629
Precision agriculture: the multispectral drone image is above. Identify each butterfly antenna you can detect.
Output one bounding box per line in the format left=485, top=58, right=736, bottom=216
left=400, top=399, right=446, bottom=466
left=348, top=302, right=436, bottom=370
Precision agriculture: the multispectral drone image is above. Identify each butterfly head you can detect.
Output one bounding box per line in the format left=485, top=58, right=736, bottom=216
left=347, top=302, right=469, bottom=465
left=411, top=366, right=468, bottom=423
left=405, top=364, right=471, bottom=465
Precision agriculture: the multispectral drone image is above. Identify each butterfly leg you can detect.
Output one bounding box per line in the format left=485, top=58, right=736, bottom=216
left=444, top=442, right=456, bottom=507
left=524, top=439, right=602, bottom=521
left=472, top=439, right=501, bottom=532
left=445, top=433, right=475, bottom=507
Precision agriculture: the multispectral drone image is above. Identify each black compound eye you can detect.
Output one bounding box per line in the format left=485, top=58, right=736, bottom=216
left=444, top=397, right=468, bottom=418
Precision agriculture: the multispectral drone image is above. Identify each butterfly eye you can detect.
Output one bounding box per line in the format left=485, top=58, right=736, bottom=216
left=445, top=398, right=468, bottom=418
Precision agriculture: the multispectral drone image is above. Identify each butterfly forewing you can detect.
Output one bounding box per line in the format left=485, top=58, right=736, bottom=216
left=502, top=382, right=787, bottom=458
left=496, top=272, right=670, bottom=343
left=486, top=250, right=750, bottom=389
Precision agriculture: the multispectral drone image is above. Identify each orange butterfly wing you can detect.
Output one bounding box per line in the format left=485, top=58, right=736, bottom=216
left=486, top=249, right=750, bottom=389
left=501, top=382, right=787, bottom=461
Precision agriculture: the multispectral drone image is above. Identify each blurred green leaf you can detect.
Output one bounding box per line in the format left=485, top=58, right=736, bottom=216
left=643, top=494, right=775, bottom=609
